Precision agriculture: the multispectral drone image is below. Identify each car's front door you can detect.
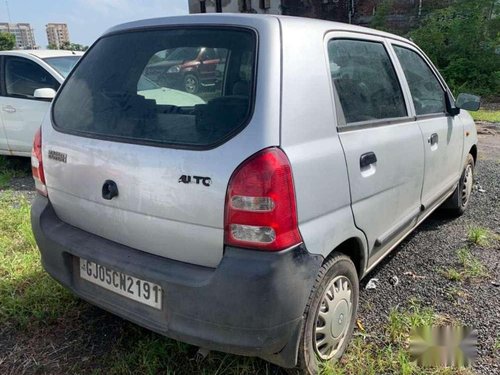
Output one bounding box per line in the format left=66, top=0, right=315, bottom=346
left=327, top=34, right=425, bottom=268
left=1, top=56, right=59, bottom=155
left=392, top=44, right=463, bottom=212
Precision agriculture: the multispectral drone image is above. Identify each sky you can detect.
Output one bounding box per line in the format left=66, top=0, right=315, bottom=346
left=1, top=0, right=189, bottom=47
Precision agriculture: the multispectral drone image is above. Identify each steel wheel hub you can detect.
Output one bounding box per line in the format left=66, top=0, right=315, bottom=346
left=314, top=275, right=353, bottom=360
left=462, top=164, right=473, bottom=206
left=185, top=77, right=197, bottom=93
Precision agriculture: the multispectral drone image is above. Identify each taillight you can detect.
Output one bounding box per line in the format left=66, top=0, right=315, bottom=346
left=31, top=127, right=47, bottom=196
left=224, top=147, right=302, bottom=251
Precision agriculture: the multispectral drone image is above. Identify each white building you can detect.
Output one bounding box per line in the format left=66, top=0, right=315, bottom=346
left=0, top=23, right=36, bottom=49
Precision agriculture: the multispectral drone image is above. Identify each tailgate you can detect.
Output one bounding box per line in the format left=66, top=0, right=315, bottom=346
left=41, top=25, right=279, bottom=268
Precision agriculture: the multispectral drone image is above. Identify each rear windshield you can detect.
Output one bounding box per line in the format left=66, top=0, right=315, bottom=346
left=52, top=28, right=256, bottom=148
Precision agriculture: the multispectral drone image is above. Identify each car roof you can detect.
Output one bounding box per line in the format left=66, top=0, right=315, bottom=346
left=0, top=50, right=84, bottom=59
left=104, top=13, right=412, bottom=45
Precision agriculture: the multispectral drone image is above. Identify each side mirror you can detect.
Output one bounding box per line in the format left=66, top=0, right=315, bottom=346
left=456, top=93, right=481, bottom=112
left=34, top=88, right=56, bottom=100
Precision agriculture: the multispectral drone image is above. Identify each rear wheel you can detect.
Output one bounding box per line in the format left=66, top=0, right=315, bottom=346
left=292, top=254, right=359, bottom=375
left=443, top=154, right=475, bottom=216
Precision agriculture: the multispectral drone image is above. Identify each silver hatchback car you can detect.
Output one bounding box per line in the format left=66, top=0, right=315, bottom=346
left=31, top=14, right=480, bottom=374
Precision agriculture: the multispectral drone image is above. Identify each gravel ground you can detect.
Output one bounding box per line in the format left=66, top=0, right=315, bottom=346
left=1, top=124, right=498, bottom=374
left=359, top=124, right=500, bottom=375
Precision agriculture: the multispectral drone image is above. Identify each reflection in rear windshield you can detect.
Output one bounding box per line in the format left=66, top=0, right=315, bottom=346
left=52, top=28, right=256, bottom=148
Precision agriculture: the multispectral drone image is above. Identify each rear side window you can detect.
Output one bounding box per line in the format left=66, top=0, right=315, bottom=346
left=328, top=39, right=407, bottom=125
left=393, top=46, right=445, bottom=116
left=52, top=28, right=256, bottom=149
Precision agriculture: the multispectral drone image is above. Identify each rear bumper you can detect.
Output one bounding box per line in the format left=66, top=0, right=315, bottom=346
left=31, top=196, right=323, bottom=368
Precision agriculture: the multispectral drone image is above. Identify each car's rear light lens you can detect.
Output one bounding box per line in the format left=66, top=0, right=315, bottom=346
left=31, top=127, right=47, bottom=196
left=224, top=147, right=302, bottom=251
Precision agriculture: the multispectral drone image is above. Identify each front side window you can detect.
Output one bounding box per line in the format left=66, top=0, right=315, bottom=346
left=393, top=46, right=446, bottom=116
left=328, top=39, right=407, bottom=125
left=4, top=57, right=59, bottom=99
left=53, top=28, right=256, bottom=148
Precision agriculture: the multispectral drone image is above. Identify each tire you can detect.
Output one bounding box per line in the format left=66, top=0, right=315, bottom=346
left=292, top=254, right=359, bottom=375
left=443, top=154, right=475, bottom=216
left=183, top=74, right=199, bottom=94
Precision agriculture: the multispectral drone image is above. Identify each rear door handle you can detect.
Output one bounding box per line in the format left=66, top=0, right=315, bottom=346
left=360, top=152, right=377, bottom=169
left=428, top=133, right=438, bottom=145
left=2, top=105, right=16, bottom=113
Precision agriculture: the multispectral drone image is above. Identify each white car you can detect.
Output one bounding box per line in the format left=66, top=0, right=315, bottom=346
left=0, top=50, right=83, bottom=156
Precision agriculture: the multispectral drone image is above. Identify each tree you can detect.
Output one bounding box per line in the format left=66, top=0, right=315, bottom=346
left=0, top=32, right=16, bottom=51
left=60, top=41, right=88, bottom=51
left=370, top=0, right=394, bottom=32
left=411, top=0, right=499, bottom=98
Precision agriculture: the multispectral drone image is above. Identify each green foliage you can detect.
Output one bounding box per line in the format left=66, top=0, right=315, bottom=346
left=456, top=248, right=489, bottom=279
left=410, top=0, right=500, bottom=98
left=60, top=41, right=88, bottom=51
left=371, top=0, right=394, bottom=32
left=467, top=226, right=492, bottom=247
left=471, top=110, right=500, bottom=123
left=48, top=41, right=89, bottom=51
left=0, top=31, right=16, bottom=51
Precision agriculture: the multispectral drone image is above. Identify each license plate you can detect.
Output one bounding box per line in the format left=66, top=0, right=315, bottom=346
left=79, top=258, right=162, bottom=310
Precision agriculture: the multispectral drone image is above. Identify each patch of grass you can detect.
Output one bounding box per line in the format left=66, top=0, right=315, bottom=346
left=387, top=300, right=436, bottom=344
left=467, top=226, right=492, bottom=247
left=0, top=193, right=78, bottom=328
left=471, top=109, right=500, bottom=123
left=441, top=268, right=463, bottom=282
left=324, top=301, right=469, bottom=375
left=322, top=336, right=418, bottom=375
left=95, top=325, right=275, bottom=375
left=456, top=248, right=489, bottom=279
left=0, top=156, right=30, bottom=189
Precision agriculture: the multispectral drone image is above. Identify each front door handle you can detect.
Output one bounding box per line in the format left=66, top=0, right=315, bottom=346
left=2, top=105, right=16, bottom=113
left=428, top=133, right=438, bottom=145
left=360, top=152, right=377, bottom=169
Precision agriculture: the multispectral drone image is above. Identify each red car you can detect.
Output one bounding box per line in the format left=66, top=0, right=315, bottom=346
left=144, top=47, right=225, bottom=94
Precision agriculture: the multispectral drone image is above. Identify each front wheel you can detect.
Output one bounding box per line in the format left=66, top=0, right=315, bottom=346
left=293, top=254, right=359, bottom=375
left=183, top=74, right=199, bottom=94
left=443, top=154, right=475, bottom=216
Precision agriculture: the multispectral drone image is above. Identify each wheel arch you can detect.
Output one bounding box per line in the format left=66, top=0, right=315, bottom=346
left=325, top=237, right=367, bottom=279
left=469, top=144, right=477, bottom=164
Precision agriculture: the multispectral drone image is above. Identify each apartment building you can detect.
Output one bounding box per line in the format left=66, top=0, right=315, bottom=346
left=46, top=23, right=70, bottom=49
left=0, top=22, right=36, bottom=49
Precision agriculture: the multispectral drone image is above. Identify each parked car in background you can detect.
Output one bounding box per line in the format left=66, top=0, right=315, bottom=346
left=0, top=50, right=83, bottom=157
left=143, top=46, right=225, bottom=93
left=31, top=15, right=480, bottom=374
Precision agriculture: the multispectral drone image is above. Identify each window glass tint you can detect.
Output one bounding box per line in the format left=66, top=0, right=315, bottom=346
left=5, top=57, right=59, bottom=98
left=43, top=56, right=81, bottom=78
left=393, top=46, right=445, bottom=116
left=328, top=39, right=407, bottom=124
left=53, top=28, right=256, bottom=148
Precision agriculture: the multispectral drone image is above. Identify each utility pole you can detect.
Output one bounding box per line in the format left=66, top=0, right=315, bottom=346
left=5, top=0, right=12, bottom=23
left=418, top=0, right=422, bottom=18
left=215, top=0, right=222, bottom=13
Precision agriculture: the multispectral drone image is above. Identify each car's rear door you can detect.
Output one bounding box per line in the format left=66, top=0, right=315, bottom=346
left=327, top=33, right=425, bottom=268
left=391, top=43, right=463, bottom=212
